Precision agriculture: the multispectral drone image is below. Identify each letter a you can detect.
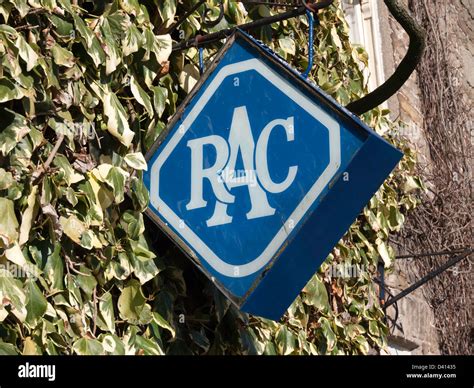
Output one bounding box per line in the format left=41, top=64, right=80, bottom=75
left=220, top=106, right=275, bottom=222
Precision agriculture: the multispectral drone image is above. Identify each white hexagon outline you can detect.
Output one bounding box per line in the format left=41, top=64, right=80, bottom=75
left=149, top=58, right=341, bottom=278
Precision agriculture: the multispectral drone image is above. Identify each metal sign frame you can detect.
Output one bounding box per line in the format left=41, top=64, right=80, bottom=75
left=144, top=30, right=402, bottom=320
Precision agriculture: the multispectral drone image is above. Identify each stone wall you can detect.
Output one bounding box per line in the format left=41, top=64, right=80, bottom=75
left=384, top=266, right=440, bottom=355
left=452, top=0, right=474, bottom=110
left=376, top=0, right=438, bottom=355
left=378, top=0, right=432, bottom=166
left=376, top=0, right=473, bottom=355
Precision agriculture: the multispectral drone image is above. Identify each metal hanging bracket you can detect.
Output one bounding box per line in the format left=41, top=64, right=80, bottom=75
left=172, top=1, right=333, bottom=52
left=170, top=0, right=425, bottom=115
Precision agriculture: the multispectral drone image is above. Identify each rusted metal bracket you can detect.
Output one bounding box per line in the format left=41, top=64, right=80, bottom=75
left=172, top=1, right=332, bottom=52
left=382, top=248, right=472, bottom=309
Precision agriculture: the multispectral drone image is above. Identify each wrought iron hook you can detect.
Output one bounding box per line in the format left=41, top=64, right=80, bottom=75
left=173, top=1, right=334, bottom=52
left=202, top=0, right=225, bottom=28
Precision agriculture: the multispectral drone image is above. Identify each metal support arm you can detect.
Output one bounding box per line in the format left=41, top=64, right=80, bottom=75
left=346, top=0, right=426, bottom=115
left=170, top=0, right=425, bottom=116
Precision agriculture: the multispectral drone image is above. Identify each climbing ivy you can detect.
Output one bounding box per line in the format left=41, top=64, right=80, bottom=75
left=0, top=0, right=422, bottom=355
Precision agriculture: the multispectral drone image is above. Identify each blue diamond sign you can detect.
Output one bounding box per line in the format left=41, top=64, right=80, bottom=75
left=143, top=30, right=402, bottom=320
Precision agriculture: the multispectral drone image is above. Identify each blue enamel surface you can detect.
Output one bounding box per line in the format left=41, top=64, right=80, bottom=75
left=144, top=32, right=402, bottom=318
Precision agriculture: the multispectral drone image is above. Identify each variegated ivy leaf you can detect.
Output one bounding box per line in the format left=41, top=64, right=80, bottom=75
left=124, top=152, right=147, bottom=171
left=0, top=79, right=24, bottom=104
left=51, top=44, right=76, bottom=67
left=130, top=76, right=154, bottom=117
left=0, top=0, right=422, bottom=356
left=90, top=84, right=135, bottom=147
left=0, top=269, right=27, bottom=323
left=157, top=0, right=177, bottom=28
left=15, top=34, right=38, bottom=72
left=0, top=197, right=19, bottom=247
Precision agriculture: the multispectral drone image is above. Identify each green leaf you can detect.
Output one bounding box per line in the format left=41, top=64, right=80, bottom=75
left=130, top=176, right=149, bottom=211
left=57, top=0, right=73, bottom=13
left=302, top=274, right=329, bottom=311
left=388, top=205, right=405, bottom=231
left=137, top=302, right=153, bottom=325
left=152, top=86, right=167, bottom=118
left=44, top=244, right=64, bottom=291
left=275, top=326, right=296, bottom=355
left=0, top=197, right=19, bottom=247
left=104, top=35, right=122, bottom=75
left=75, top=266, right=97, bottom=298
left=152, top=311, right=175, bottom=338
left=60, top=215, right=86, bottom=245
left=0, top=78, right=24, bottom=103
left=129, top=252, right=158, bottom=285
left=51, top=44, right=75, bottom=67
left=99, top=291, right=115, bottom=334
left=0, top=110, right=29, bottom=156
left=72, top=13, right=106, bottom=67
left=264, top=342, right=278, bottom=355
left=16, top=34, right=38, bottom=71
left=240, top=327, right=265, bottom=355
left=100, top=334, right=125, bottom=354
left=319, top=317, right=337, bottom=353
left=25, top=280, right=48, bottom=327
left=179, top=63, right=200, bottom=94
left=104, top=166, right=129, bottom=203
left=19, top=185, right=39, bottom=246
left=355, top=335, right=370, bottom=354
left=124, top=152, right=147, bottom=171
left=403, top=176, right=422, bottom=193
left=4, top=242, right=31, bottom=274
left=120, top=211, right=144, bottom=239
left=72, top=338, right=104, bottom=355
left=134, top=334, right=164, bottom=355
left=0, top=168, right=15, bottom=190
left=157, top=1, right=177, bottom=28
left=0, top=269, right=27, bottom=322
left=0, top=341, right=19, bottom=355
left=23, top=337, right=42, bottom=355
left=53, top=154, right=84, bottom=186
left=278, top=37, right=296, bottom=56
left=68, top=13, right=91, bottom=44
left=117, top=279, right=146, bottom=323
left=102, top=90, right=135, bottom=147
left=122, top=24, right=142, bottom=56
left=130, top=76, right=154, bottom=117
left=154, top=34, right=172, bottom=63
left=365, top=209, right=381, bottom=232
left=345, top=324, right=366, bottom=340
left=129, top=237, right=156, bottom=262
left=368, top=320, right=380, bottom=337
left=49, top=14, right=74, bottom=37
left=377, top=240, right=392, bottom=268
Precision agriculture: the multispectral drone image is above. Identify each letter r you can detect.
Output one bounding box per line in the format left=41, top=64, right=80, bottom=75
left=186, top=135, right=234, bottom=211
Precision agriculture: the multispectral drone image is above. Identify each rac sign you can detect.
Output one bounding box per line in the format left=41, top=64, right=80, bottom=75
left=147, top=57, right=341, bottom=280
left=186, top=106, right=298, bottom=227
left=143, top=31, right=402, bottom=320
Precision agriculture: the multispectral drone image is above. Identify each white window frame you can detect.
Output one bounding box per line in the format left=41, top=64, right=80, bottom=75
left=341, top=0, right=386, bottom=93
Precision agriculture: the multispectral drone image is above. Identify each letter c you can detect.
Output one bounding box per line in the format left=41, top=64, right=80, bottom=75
left=255, top=117, right=298, bottom=194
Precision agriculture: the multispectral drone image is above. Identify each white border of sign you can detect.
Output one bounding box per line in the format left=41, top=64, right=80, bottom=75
left=149, top=59, right=341, bottom=278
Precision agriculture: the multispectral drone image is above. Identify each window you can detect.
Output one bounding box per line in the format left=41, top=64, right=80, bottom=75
left=341, top=0, right=385, bottom=92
